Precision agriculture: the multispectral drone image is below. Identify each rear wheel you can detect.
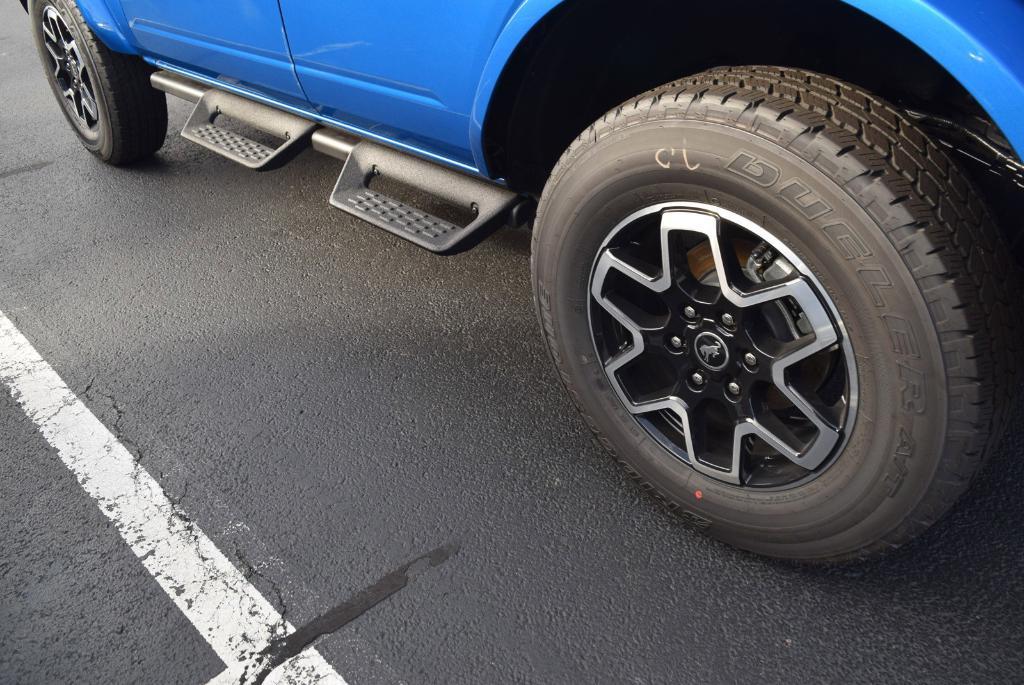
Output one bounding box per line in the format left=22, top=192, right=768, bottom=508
left=30, top=0, right=167, bottom=164
left=532, top=66, right=1018, bottom=562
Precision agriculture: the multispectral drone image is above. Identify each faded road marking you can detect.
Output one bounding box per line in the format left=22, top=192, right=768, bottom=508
left=0, top=309, right=345, bottom=685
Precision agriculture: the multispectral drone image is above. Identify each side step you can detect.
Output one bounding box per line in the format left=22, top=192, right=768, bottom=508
left=181, top=89, right=315, bottom=171
left=151, top=70, right=526, bottom=253
left=329, top=142, right=518, bottom=253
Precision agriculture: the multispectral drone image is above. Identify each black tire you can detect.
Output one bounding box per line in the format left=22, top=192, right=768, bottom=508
left=30, top=0, right=167, bottom=165
left=532, top=66, right=1018, bottom=562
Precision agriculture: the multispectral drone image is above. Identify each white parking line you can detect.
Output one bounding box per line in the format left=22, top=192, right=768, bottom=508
left=0, top=310, right=346, bottom=685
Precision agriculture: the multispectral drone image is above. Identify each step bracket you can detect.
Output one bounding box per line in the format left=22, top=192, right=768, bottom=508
left=182, top=90, right=315, bottom=171
left=329, top=142, right=518, bottom=253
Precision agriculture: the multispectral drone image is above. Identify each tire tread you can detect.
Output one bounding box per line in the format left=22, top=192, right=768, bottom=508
left=532, top=66, right=1019, bottom=561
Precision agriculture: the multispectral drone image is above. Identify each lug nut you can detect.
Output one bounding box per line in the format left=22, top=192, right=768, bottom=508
left=721, top=313, right=736, bottom=327
left=669, top=335, right=684, bottom=350
left=744, top=352, right=757, bottom=367
left=691, top=372, right=706, bottom=387
left=727, top=381, right=741, bottom=396
left=683, top=305, right=697, bottom=320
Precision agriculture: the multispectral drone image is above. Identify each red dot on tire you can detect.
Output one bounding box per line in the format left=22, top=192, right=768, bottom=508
left=695, top=490, right=703, bottom=500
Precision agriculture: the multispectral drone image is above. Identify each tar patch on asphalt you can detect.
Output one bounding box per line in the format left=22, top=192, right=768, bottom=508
left=248, top=542, right=460, bottom=684
left=0, top=160, right=54, bottom=180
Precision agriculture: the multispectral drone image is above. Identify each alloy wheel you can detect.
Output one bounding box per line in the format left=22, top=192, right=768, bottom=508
left=40, top=5, right=99, bottom=131
left=589, top=203, right=856, bottom=488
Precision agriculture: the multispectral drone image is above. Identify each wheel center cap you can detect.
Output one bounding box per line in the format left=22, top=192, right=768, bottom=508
left=693, top=331, right=729, bottom=370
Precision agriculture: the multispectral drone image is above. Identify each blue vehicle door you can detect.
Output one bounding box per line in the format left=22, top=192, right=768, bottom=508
left=116, top=0, right=307, bottom=106
left=278, top=1, right=518, bottom=170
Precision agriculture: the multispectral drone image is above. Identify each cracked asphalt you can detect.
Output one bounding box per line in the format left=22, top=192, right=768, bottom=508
left=2, top=4, right=1024, bottom=683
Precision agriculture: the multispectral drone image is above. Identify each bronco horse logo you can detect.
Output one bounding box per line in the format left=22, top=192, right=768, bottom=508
left=693, top=331, right=729, bottom=370
left=699, top=340, right=724, bottom=364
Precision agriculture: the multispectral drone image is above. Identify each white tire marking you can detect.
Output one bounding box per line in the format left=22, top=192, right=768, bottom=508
left=0, top=310, right=346, bottom=685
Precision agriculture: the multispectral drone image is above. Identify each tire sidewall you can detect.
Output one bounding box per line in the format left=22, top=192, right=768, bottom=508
left=533, top=120, right=947, bottom=558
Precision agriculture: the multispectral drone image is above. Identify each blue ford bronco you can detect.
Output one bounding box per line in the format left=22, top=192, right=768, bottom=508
left=21, top=0, right=1024, bottom=561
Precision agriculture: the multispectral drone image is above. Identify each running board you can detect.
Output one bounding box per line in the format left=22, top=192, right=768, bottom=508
left=181, top=89, right=315, bottom=171
left=151, top=69, right=528, bottom=253
left=329, top=142, right=518, bottom=253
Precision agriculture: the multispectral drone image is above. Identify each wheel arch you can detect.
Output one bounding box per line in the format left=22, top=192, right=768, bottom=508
left=475, top=0, right=1024, bottom=192
left=27, top=0, right=139, bottom=54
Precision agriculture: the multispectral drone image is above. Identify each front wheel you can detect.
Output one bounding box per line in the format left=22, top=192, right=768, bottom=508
left=30, top=0, right=167, bottom=164
left=532, top=67, right=1018, bottom=562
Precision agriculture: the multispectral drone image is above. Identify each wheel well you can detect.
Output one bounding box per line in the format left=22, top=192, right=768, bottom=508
left=483, top=0, right=997, bottom=195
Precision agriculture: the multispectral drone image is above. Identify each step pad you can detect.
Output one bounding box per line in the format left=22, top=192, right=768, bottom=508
left=329, top=142, right=517, bottom=253
left=337, top=188, right=463, bottom=243
left=181, top=90, right=315, bottom=171
left=188, top=124, right=274, bottom=165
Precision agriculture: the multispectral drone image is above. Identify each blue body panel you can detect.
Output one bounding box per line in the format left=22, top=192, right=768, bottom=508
left=278, top=1, right=518, bottom=168
left=76, top=0, right=1024, bottom=175
left=114, top=0, right=306, bottom=105
left=73, top=0, right=135, bottom=54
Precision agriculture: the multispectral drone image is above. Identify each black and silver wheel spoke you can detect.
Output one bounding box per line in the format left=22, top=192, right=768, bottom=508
left=40, top=6, right=98, bottom=131
left=590, top=204, right=856, bottom=488
left=79, top=76, right=99, bottom=119
left=43, top=36, right=62, bottom=62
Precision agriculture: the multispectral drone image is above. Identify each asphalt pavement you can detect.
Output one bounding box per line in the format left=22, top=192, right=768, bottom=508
left=2, top=3, right=1024, bottom=683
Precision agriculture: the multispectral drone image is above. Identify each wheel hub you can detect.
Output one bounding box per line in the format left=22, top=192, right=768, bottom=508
left=589, top=203, right=856, bottom=489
